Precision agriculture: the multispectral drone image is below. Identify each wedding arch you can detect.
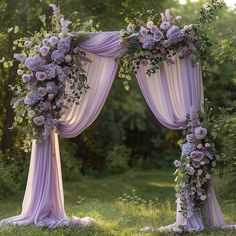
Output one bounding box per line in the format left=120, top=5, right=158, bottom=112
left=0, top=2, right=235, bottom=233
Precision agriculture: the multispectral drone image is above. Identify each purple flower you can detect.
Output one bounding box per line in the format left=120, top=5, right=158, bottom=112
left=14, top=53, right=26, bottom=63
left=190, top=151, right=205, bottom=166
left=51, top=50, right=65, bottom=64
left=153, top=30, right=163, bottom=42
left=17, top=69, right=24, bottom=75
left=126, top=23, right=135, bottom=32
left=186, top=134, right=196, bottom=143
left=176, top=16, right=182, bottom=21
left=186, top=166, right=195, bottom=175
left=24, top=96, right=33, bottom=106
left=140, top=27, right=148, bottom=36
left=24, top=41, right=31, bottom=47
left=33, top=116, right=45, bottom=126
left=160, top=21, right=171, bottom=30
left=40, top=46, right=50, bottom=57
left=142, top=35, right=156, bottom=49
left=150, top=25, right=159, bottom=33
left=49, top=36, right=59, bottom=45
left=181, top=142, right=195, bottom=157
left=43, top=38, right=50, bottom=46
left=194, top=127, right=207, bottom=139
left=36, top=71, right=47, bottom=81
left=24, top=56, right=45, bottom=71
left=162, top=40, right=171, bottom=48
left=57, top=36, right=72, bottom=54
left=167, top=25, right=184, bottom=44
left=160, top=9, right=172, bottom=22
left=43, top=63, right=57, bottom=79
left=46, top=81, right=58, bottom=94
left=174, top=160, right=181, bottom=168
left=34, top=45, right=40, bottom=52
left=22, top=74, right=31, bottom=83
left=38, top=101, right=51, bottom=111
left=37, top=87, right=47, bottom=97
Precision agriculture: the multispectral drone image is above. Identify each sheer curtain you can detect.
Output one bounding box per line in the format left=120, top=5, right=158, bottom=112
left=136, top=55, right=226, bottom=232
left=0, top=32, right=124, bottom=228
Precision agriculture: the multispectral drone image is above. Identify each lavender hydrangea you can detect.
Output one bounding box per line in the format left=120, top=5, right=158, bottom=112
left=33, top=116, right=45, bottom=126
left=166, top=25, right=184, bottom=44
left=57, top=36, right=72, bottom=54
left=142, top=35, right=156, bottom=49
left=51, top=50, right=65, bottom=64
left=43, top=63, right=57, bottom=79
left=24, top=56, right=45, bottom=71
left=37, top=87, right=47, bottom=97
left=46, top=81, right=58, bottom=94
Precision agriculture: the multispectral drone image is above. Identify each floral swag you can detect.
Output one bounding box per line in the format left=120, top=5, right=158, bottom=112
left=5, top=1, right=224, bottom=226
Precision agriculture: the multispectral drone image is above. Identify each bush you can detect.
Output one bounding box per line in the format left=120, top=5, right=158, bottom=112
left=106, top=145, right=131, bottom=174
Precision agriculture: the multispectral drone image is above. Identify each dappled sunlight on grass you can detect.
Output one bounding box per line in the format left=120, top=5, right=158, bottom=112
left=1, top=170, right=236, bottom=236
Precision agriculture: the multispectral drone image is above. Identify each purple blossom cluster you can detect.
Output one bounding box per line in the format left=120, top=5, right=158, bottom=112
left=173, top=108, right=216, bottom=218
left=125, top=9, right=197, bottom=61
left=12, top=4, right=88, bottom=140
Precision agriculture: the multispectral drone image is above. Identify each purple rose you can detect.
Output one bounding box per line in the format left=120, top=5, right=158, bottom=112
left=33, top=116, right=45, bottom=126
left=142, top=35, right=156, bottom=49
left=24, top=96, right=33, bottom=106
left=126, top=23, right=135, bottom=32
left=24, top=41, right=30, bottom=47
left=36, top=71, right=47, bottom=81
left=43, top=38, right=50, bottom=46
left=22, top=74, right=31, bottom=83
left=194, top=127, right=207, bottom=139
left=40, top=46, right=50, bottom=57
left=38, top=101, right=51, bottom=111
left=51, top=50, right=65, bottom=64
left=24, top=56, right=45, bottom=71
left=150, top=25, right=159, bottom=33
left=186, top=166, right=195, bottom=175
left=190, top=151, right=205, bottom=165
left=174, top=160, right=181, bottom=168
left=49, top=36, right=59, bottom=45
left=140, top=27, right=148, bottom=36
left=153, top=30, right=163, bottom=42
left=186, top=134, right=196, bottom=143
left=37, top=87, right=47, bottom=97
left=160, top=21, right=171, bottom=30
left=46, top=81, right=58, bottom=94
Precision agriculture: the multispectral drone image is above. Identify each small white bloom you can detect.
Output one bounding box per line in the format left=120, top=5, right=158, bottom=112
left=205, top=143, right=211, bottom=148
left=48, top=93, right=54, bottom=101
left=197, top=143, right=203, bottom=149
left=65, top=54, right=72, bottom=63
left=34, top=45, right=40, bottom=52
left=201, top=161, right=205, bottom=165
left=146, top=20, right=154, bottom=29
left=186, top=163, right=190, bottom=168
left=58, top=32, right=66, bottom=38
left=200, top=195, right=207, bottom=201
left=197, top=170, right=203, bottom=176
left=28, top=110, right=36, bottom=118
left=0, top=57, right=5, bottom=63
left=206, top=174, right=211, bottom=179
left=212, top=161, right=216, bottom=167
left=17, top=69, right=24, bottom=75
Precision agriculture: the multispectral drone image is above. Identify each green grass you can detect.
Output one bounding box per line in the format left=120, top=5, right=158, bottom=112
left=0, top=170, right=236, bottom=236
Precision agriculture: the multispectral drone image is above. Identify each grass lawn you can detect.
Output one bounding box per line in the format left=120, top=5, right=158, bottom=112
left=0, top=169, right=236, bottom=236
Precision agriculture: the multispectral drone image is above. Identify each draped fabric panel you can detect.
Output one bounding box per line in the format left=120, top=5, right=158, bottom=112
left=0, top=32, right=123, bottom=228
left=136, top=55, right=231, bottom=232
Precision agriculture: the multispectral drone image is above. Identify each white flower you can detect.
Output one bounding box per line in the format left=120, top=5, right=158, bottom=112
left=206, top=174, right=211, bottom=179
left=17, top=69, right=24, bottom=75
left=65, top=54, right=72, bottom=63
left=146, top=20, right=154, bottom=29
left=34, top=45, right=40, bottom=52
left=200, top=195, right=207, bottom=201
left=43, top=38, right=50, bottom=46
left=197, top=170, right=203, bottom=176
left=28, top=110, right=36, bottom=118
left=205, top=143, right=211, bottom=148
left=201, top=161, right=205, bottom=165
left=48, top=93, right=54, bottom=101
left=212, top=161, right=216, bottom=167
left=40, top=46, right=50, bottom=56
left=197, top=143, right=203, bottom=149
left=24, top=41, right=31, bottom=47
left=183, top=24, right=193, bottom=31
left=176, top=16, right=182, bottom=21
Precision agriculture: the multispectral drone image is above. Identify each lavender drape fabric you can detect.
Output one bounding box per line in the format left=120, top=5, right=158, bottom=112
left=136, top=55, right=234, bottom=232
left=0, top=32, right=123, bottom=228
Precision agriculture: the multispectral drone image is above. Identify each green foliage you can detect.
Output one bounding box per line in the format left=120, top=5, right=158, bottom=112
left=106, top=145, right=131, bottom=174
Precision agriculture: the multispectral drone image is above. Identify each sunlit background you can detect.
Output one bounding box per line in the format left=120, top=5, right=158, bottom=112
left=179, top=0, right=236, bottom=9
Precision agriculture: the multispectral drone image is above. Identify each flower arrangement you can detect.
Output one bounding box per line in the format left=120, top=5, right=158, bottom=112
left=174, top=108, right=217, bottom=218
left=119, top=0, right=224, bottom=89
left=11, top=4, right=90, bottom=141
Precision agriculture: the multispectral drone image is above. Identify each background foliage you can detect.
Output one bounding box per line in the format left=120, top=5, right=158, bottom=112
left=0, top=0, right=235, bottom=195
